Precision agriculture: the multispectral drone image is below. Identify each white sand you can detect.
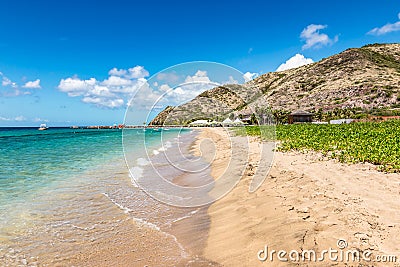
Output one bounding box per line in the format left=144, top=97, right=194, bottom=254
left=195, top=127, right=400, bottom=266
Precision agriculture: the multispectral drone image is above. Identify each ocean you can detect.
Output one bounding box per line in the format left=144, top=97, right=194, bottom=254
left=0, top=127, right=215, bottom=266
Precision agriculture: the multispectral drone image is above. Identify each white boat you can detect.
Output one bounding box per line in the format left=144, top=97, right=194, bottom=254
left=38, top=123, right=48, bottom=130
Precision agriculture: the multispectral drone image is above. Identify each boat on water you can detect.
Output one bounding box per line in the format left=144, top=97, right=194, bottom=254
left=38, top=123, right=48, bottom=131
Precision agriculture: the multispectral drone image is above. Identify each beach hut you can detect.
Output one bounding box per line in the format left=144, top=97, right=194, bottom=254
left=241, top=116, right=252, bottom=125
left=233, top=118, right=245, bottom=126
left=288, top=110, right=313, bottom=124
left=222, top=118, right=233, bottom=127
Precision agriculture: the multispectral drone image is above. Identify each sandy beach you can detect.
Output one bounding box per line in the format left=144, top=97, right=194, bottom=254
left=5, top=127, right=399, bottom=266
left=194, top=127, right=400, bottom=266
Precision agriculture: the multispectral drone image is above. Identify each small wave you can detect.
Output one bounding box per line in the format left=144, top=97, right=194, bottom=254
left=132, top=218, right=189, bottom=259
left=50, top=220, right=72, bottom=228
left=154, top=190, right=192, bottom=202
left=136, top=157, right=150, bottom=166
left=103, top=193, right=159, bottom=231
left=71, top=224, right=97, bottom=231
left=158, top=140, right=173, bottom=152
left=132, top=217, right=161, bottom=231
left=102, top=192, right=133, bottom=214
left=102, top=192, right=189, bottom=259
left=170, top=209, right=200, bottom=224
left=164, top=141, right=172, bottom=148
left=129, top=166, right=143, bottom=187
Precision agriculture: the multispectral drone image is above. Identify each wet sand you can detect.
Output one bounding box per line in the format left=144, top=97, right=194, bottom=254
left=64, top=130, right=219, bottom=267
left=0, top=160, right=190, bottom=266
left=196, top=127, right=400, bottom=266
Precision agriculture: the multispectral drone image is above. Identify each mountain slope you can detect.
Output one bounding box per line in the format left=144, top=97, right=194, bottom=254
left=150, top=43, right=400, bottom=125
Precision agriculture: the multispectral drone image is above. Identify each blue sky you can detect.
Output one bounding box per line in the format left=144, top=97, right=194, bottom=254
left=0, top=0, right=399, bottom=126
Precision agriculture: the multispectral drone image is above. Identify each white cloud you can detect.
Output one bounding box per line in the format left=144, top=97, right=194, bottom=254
left=82, top=96, right=124, bottom=108
left=102, top=76, right=132, bottom=87
left=90, top=85, right=116, bottom=97
left=127, top=66, right=149, bottom=79
left=58, top=77, right=97, bottom=97
left=0, top=116, right=11, bottom=121
left=58, top=66, right=149, bottom=108
left=14, top=115, right=26, bottom=122
left=128, top=81, right=164, bottom=109
left=22, top=79, right=41, bottom=89
left=129, top=70, right=218, bottom=110
left=1, top=73, right=17, bottom=88
left=184, top=70, right=211, bottom=83
left=368, top=13, right=400, bottom=35
left=170, top=84, right=210, bottom=104
left=170, top=70, right=220, bottom=103
left=108, top=67, right=127, bottom=76
left=243, top=72, right=259, bottom=82
left=2, top=77, right=12, bottom=87
left=300, top=24, right=338, bottom=50
left=61, top=67, right=241, bottom=111
left=159, top=84, right=172, bottom=92
left=131, top=70, right=238, bottom=110
left=33, top=117, right=49, bottom=123
left=108, top=66, right=149, bottom=79
left=276, top=54, right=314, bottom=72
left=0, top=116, right=49, bottom=123
left=157, top=72, right=180, bottom=83
left=224, top=75, right=238, bottom=84
left=1, top=72, right=41, bottom=97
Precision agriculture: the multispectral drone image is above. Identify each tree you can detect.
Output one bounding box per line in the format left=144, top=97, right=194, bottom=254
left=250, top=113, right=258, bottom=125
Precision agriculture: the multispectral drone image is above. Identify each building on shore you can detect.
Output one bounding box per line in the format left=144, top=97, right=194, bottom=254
left=188, top=120, right=209, bottom=127
left=222, top=118, right=233, bottom=127
left=188, top=117, right=248, bottom=127
left=288, top=110, right=313, bottom=124
left=330, top=119, right=354, bottom=124
left=233, top=118, right=245, bottom=125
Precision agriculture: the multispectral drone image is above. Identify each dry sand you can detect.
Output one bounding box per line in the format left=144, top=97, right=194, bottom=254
left=195, top=127, right=400, bottom=266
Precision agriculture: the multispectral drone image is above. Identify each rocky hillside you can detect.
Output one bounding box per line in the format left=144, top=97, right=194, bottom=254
left=150, top=43, right=400, bottom=125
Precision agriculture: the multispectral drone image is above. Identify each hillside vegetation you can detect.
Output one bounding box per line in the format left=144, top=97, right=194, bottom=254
left=150, top=43, right=400, bottom=125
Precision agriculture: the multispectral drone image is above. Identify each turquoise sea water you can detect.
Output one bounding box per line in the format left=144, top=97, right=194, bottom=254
left=0, top=127, right=185, bottom=203
left=0, top=127, right=198, bottom=265
left=0, top=128, right=121, bottom=203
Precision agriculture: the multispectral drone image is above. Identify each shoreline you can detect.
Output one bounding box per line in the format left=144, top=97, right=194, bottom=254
left=64, top=128, right=218, bottom=266
left=1, top=128, right=211, bottom=266
left=6, top=127, right=400, bottom=266
left=197, top=127, right=400, bottom=266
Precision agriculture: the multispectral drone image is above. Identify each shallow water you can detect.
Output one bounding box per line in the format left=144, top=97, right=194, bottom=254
left=0, top=127, right=216, bottom=266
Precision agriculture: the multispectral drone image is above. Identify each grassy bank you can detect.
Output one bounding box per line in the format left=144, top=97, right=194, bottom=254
left=235, top=120, right=400, bottom=172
